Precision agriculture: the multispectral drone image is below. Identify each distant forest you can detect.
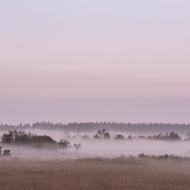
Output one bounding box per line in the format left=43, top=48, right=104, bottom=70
left=1, top=122, right=190, bottom=134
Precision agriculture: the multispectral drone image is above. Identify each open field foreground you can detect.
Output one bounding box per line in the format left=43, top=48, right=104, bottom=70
left=1, top=157, right=190, bottom=190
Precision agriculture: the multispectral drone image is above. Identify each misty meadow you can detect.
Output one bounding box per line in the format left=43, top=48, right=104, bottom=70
left=1, top=122, right=190, bottom=158
left=1, top=0, right=190, bottom=189
left=1, top=122, right=190, bottom=190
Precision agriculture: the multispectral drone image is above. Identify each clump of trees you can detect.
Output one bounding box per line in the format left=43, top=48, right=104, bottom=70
left=93, top=129, right=110, bottom=140
left=57, top=139, right=72, bottom=153
left=57, top=139, right=82, bottom=154
left=1, top=130, right=56, bottom=144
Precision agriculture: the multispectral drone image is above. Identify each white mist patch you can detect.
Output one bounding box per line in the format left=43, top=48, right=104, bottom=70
left=1, top=129, right=190, bottom=159
left=68, top=139, right=190, bottom=157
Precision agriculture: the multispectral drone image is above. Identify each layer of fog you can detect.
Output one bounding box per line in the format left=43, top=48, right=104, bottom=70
left=1, top=129, right=190, bottom=159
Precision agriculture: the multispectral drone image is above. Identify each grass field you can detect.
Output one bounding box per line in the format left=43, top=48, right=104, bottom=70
left=0, top=157, right=190, bottom=190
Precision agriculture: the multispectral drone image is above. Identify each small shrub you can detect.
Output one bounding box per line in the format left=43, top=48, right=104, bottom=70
left=3, top=149, right=11, bottom=156
left=114, top=134, right=125, bottom=140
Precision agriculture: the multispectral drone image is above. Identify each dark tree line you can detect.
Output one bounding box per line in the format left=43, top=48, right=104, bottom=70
left=127, top=132, right=181, bottom=141
left=1, top=122, right=190, bottom=134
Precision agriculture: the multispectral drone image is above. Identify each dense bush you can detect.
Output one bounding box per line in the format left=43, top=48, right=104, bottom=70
left=3, top=149, right=11, bottom=156
left=114, top=134, right=125, bottom=140
left=1, top=130, right=56, bottom=144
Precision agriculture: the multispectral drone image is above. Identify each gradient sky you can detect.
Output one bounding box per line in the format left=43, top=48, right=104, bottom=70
left=0, top=1, right=190, bottom=124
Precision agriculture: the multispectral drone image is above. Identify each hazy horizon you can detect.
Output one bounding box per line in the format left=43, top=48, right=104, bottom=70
left=1, top=1, right=190, bottom=124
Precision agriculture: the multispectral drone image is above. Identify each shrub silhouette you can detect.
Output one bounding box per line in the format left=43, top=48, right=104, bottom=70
left=3, top=149, right=11, bottom=156
left=104, top=132, right=110, bottom=139
left=81, top=135, right=91, bottom=140
left=94, top=134, right=101, bottom=139
left=114, top=134, right=125, bottom=140
left=127, top=135, right=132, bottom=140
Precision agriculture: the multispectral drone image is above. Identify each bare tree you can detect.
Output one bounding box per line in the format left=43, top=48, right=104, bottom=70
left=74, top=143, right=81, bottom=154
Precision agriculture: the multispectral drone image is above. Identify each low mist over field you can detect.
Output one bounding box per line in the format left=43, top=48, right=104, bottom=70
left=1, top=123, right=190, bottom=159
left=1, top=0, right=190, bottom=189
left=1, top=126, right=190, bottom=190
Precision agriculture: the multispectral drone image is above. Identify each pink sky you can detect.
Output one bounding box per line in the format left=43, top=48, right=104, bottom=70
left=0, top=1, right=190, bottom=124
